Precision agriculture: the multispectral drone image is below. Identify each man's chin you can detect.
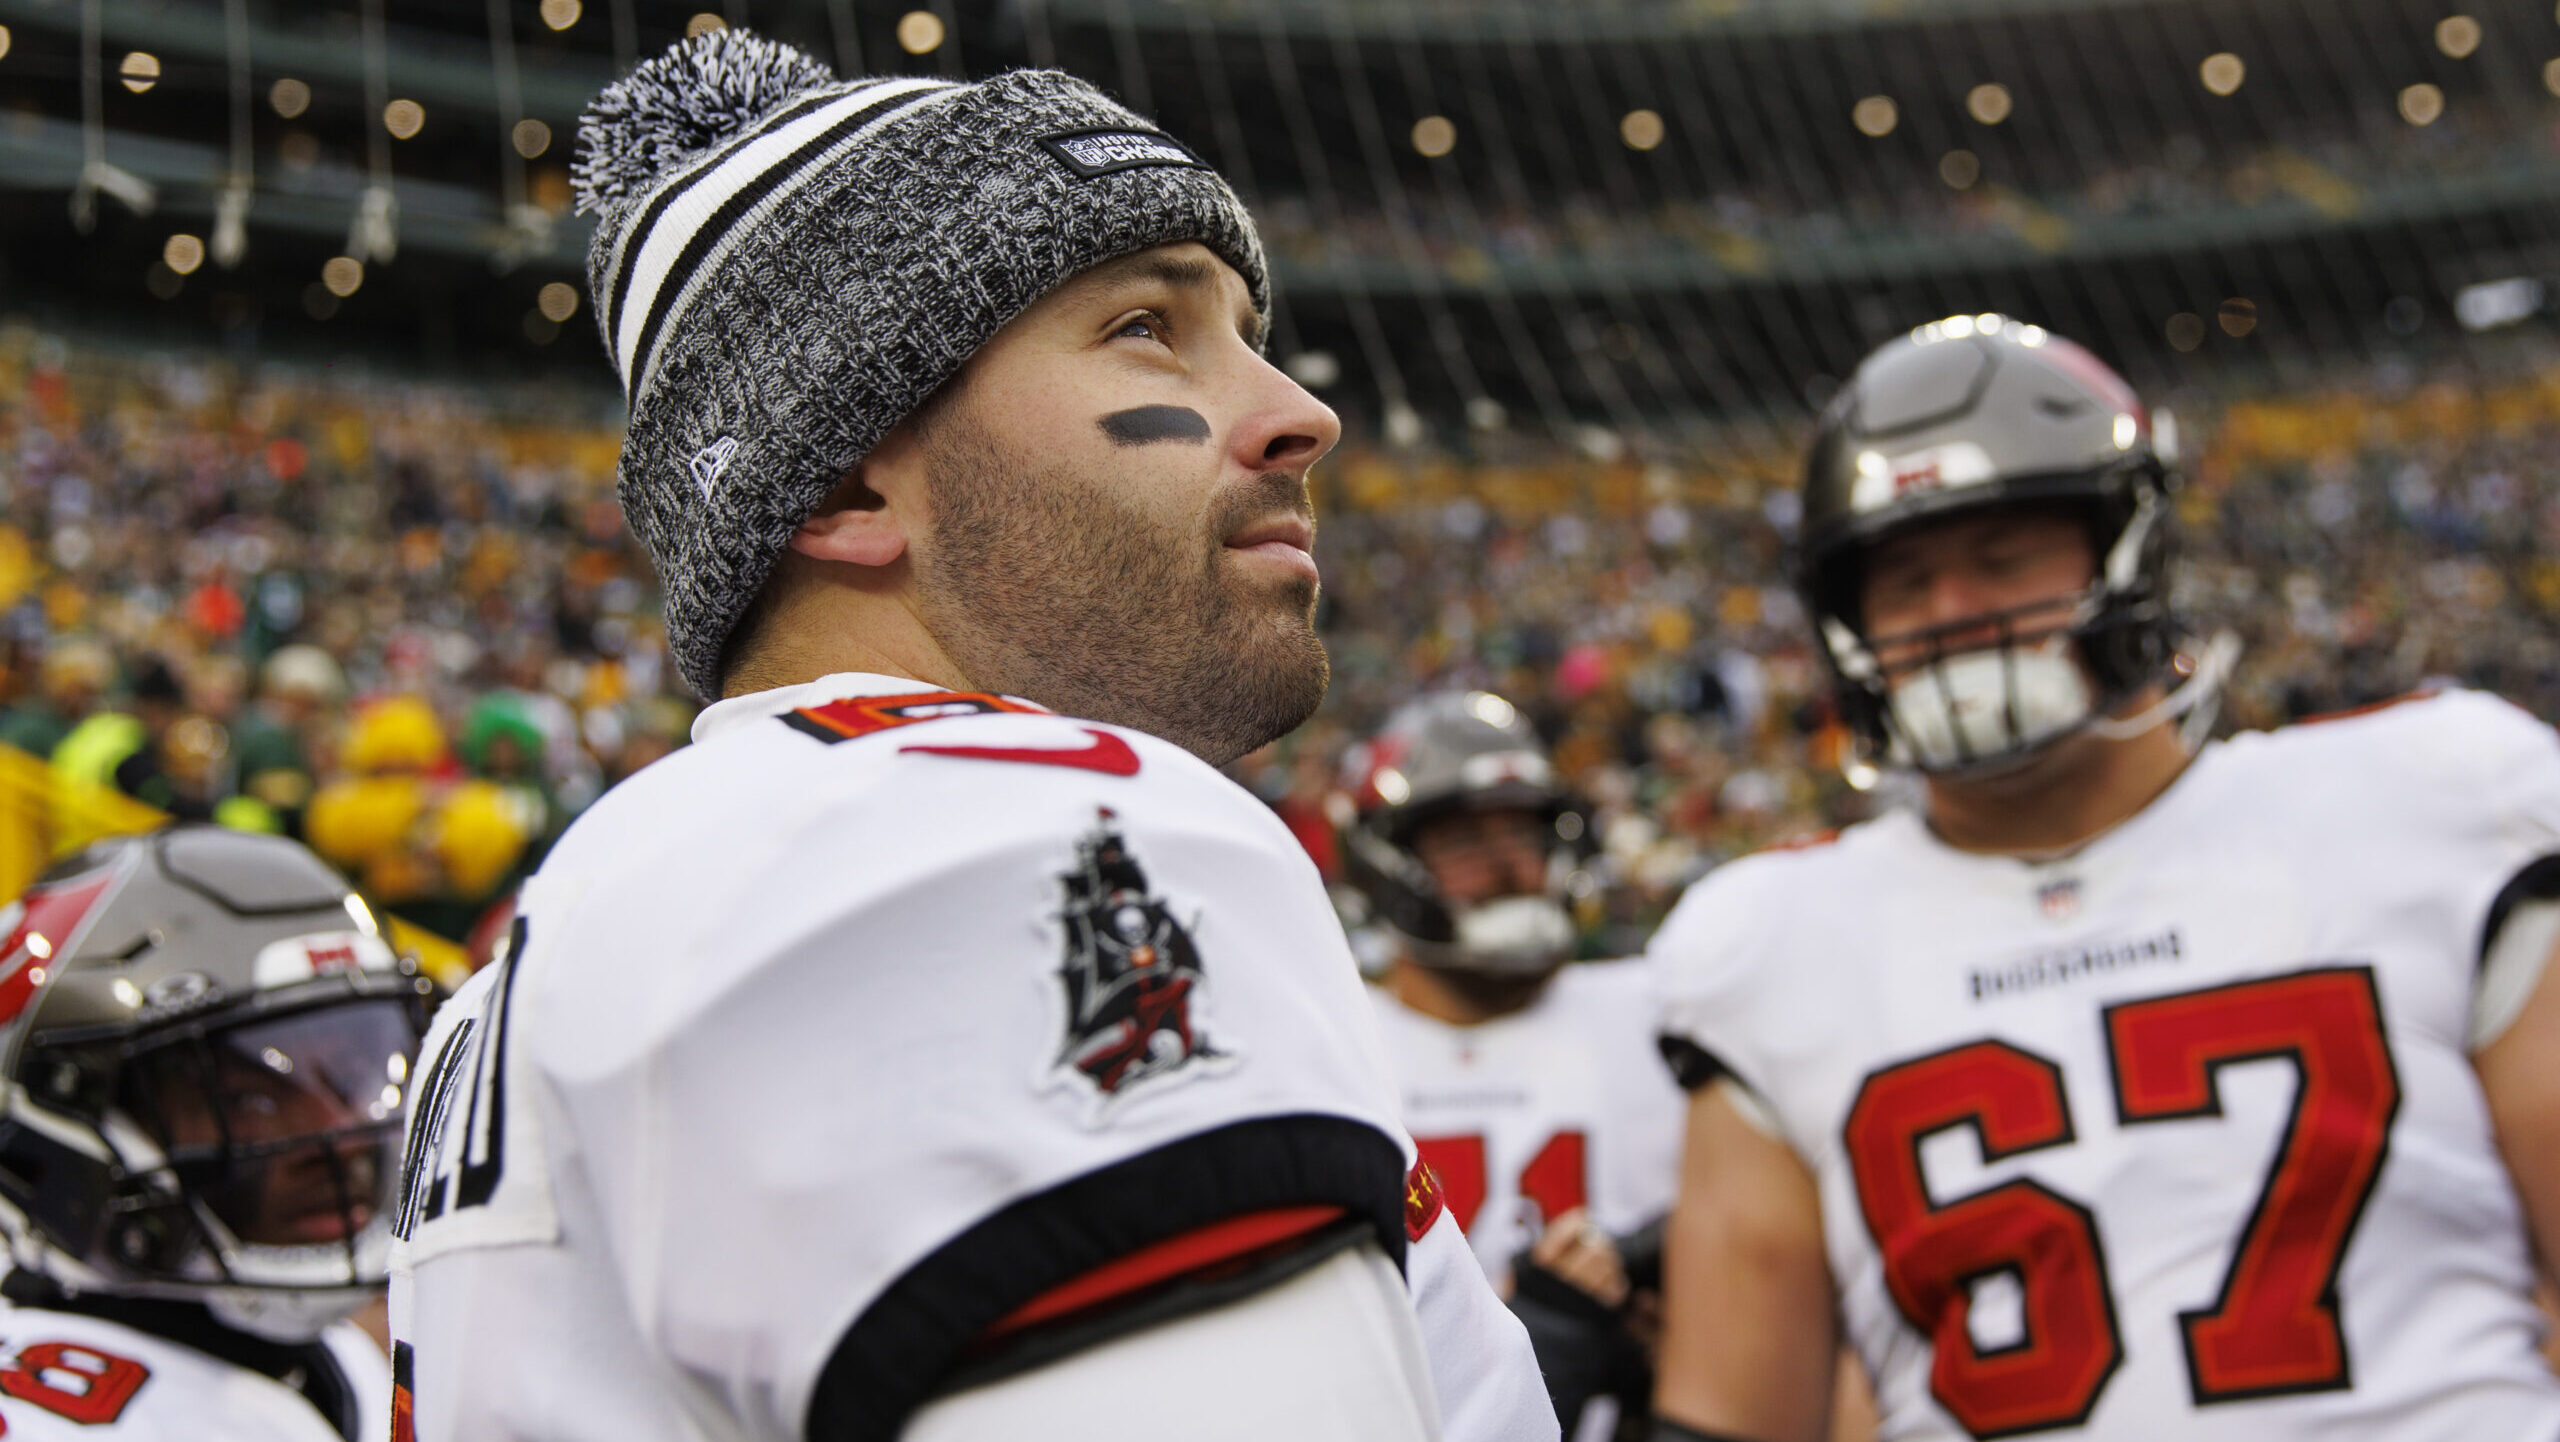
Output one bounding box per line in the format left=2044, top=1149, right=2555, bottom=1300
left=1182, top=620, right=1327, bottom=766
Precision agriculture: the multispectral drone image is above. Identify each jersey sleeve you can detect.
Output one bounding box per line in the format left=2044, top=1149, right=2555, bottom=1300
left=502, top=718, right=1435, bottom=1438
left=2441, top=691, right=2560, bottom=931
left=2424, top=691, right=2560, bottom=1047
left=1404, top=1203, right=1562, bottom=1442
left=1647, top=852, right=1796, bottom=1105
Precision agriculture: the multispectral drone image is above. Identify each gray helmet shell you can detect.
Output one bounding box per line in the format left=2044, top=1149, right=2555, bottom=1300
left=1798, top=316, right=2179, bottom=772
left=1338, top=692, right=1580, bottom=979
left=0, top=827, right=428, bottom=1327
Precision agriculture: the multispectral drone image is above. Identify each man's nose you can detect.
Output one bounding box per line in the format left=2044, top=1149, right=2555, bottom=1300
left=1502, top=842, right=1548, bottom=892
left=1924, top=569, right=1991, bottom=627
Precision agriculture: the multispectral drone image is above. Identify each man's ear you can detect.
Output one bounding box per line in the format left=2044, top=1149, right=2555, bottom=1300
left=788, top=477, right=904, bottom=567
left=788, top=419, right=927, bottom=568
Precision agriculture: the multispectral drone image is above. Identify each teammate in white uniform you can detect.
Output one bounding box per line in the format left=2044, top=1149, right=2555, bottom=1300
left=0, top=828, right=421, bottom=1439
left=1648, top=317, right=2560, bottom=1442
left=391, top=31, right=1550, bottom=1442
left=1341, top=691, right=1686, bottom=1438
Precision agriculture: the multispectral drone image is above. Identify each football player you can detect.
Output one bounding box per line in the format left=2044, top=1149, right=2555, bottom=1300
left=1342, top=691, right=1687, bottom=1441
left=0, top=827, right=425, bottom=1439
left=1648, top=315, right=2560, bottom=1441
left=389, top=30, right=1552, bottom=1442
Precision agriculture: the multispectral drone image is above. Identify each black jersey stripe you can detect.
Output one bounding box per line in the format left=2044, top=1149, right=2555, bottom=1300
left=805, top=1113, right=1407, bottom=1442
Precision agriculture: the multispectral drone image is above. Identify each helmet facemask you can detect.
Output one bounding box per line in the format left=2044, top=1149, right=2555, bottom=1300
left=29, top=991, right=415, bottom=1340
left=0, top=829, right=429, bottom=1342
left=1793, top=317, right=2206, bottom=781
left=1815, top=478, right=2177, bottom=779
left=1338, top=692, right=1585, bottom=988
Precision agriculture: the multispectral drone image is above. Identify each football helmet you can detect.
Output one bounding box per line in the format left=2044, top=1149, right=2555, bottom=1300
left=1337, top=691, right=1581, bottom=980
left=0, top=828, right=429, bottom=1340
left=1798, top=315, right=2184, bottom=774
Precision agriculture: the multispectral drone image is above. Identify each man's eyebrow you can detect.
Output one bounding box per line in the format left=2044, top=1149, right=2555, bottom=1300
left=1069, top=253, right=1263, bottom=345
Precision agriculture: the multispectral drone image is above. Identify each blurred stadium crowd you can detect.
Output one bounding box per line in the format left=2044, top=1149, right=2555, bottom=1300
left=9, top=316, right=2560, bottom=960
left=1263, top=94, right=2551, bottom=277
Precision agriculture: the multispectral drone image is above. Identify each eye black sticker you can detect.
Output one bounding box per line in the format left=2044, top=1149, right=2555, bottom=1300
left=1039, top=128, right=1209, bottom=182
left=1097, top=406, right=1212, bottom=447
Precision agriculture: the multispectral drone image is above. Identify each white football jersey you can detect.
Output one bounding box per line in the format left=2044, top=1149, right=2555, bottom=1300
left=1368, top=959, right=1685, bottom=1281
left=1653, top=689, right=2560, bottom=1442
left=388, top=674, right=1553, bottom=1442
left=0, top=1297, right=388, bottom=1440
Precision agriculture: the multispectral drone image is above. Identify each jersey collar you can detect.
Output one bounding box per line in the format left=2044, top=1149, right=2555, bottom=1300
left=690, top=673, right=969, bottom=746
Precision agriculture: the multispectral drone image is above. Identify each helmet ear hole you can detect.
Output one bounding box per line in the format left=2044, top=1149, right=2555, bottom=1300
left=113, top=1211, right=185, bottom=1272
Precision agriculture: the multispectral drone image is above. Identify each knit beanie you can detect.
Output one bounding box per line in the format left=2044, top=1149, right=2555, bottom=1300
left=574, top=32, right=1270, bottom=699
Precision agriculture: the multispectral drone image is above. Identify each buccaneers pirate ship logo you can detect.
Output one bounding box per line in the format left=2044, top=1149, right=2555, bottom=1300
left=1041, top=809, right=1236, bottom=1122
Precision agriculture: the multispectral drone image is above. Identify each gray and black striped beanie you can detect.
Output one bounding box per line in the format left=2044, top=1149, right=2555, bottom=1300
left=573, top=31, right=1269, bottom=699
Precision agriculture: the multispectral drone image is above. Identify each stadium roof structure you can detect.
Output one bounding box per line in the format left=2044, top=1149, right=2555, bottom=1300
left=2, top=0, right=2556, bottom=441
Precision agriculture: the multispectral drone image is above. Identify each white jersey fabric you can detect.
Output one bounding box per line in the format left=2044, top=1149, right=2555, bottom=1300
left=1367, top=959, right=1685, bottom=1282
left=388, top=673, right=1552, bottom=1442
left=0, top=1297, right=387, bottom=1440
left=1654, top=689, right=2560, bottom=1442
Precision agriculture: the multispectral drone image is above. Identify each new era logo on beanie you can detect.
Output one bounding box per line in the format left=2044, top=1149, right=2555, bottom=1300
left=688, top=436, right=740, bottom=498
left=574, top=31, right=1269, bottom=700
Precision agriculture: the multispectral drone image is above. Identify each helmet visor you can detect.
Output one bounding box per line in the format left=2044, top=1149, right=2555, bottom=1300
left=121, top=998, right=416, bottom=1258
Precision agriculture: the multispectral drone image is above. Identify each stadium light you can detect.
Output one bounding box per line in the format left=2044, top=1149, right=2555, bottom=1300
left=538, top=283, right=581, bottom=322
left=385, top=98, right=425, bottom=139
left=686, top=14, right=727, bottom=38
left=323, top=256, right=364, bottom=297
left=2399, top=83, right=2444, bottom=126
left=270, top=78, right=310, bottom=118
left=2455, top=277, right=2544, bottom=331
left=897, top=11, right=945, bottom=54
left=1285, top=351, right=1340, bottom=388
left=163, top=234, right=205, bottom=276
left=1853, top=95, right=1898, bottom=137
left=0, top=25, right=12, bottom=62
left=1621, top=109, right=1665, bottom=151
left=2437, top=15, right=2482, bottom=59
left=1412, top=115, right=1457, bottom=158
left=2547, top=57, right=2560, bottom=97
left=120, top=51, right=161, bottom=95
left=2219, top=298, right=2257, bottom=337
left=1939, top=150, right=1980, bottom=189
left=514, top=119, right=552, bottom=159
left=2165, top=313, right=2205, bottom=351
left=540, top=0, right=583, bottom=31
left=1966, top=84, right=2012, bottom=125
left=2200, top=53, right=2245, bottom=96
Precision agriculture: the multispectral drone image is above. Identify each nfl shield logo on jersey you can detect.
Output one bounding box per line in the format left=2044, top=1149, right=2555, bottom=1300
left=1041, top=809, right=1237, bottom=1123
left=2037, top=877, right=2082, bottom=921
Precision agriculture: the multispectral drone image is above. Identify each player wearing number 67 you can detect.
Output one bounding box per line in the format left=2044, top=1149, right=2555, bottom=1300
left=1646, top=317, right=2560, bottom=1442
